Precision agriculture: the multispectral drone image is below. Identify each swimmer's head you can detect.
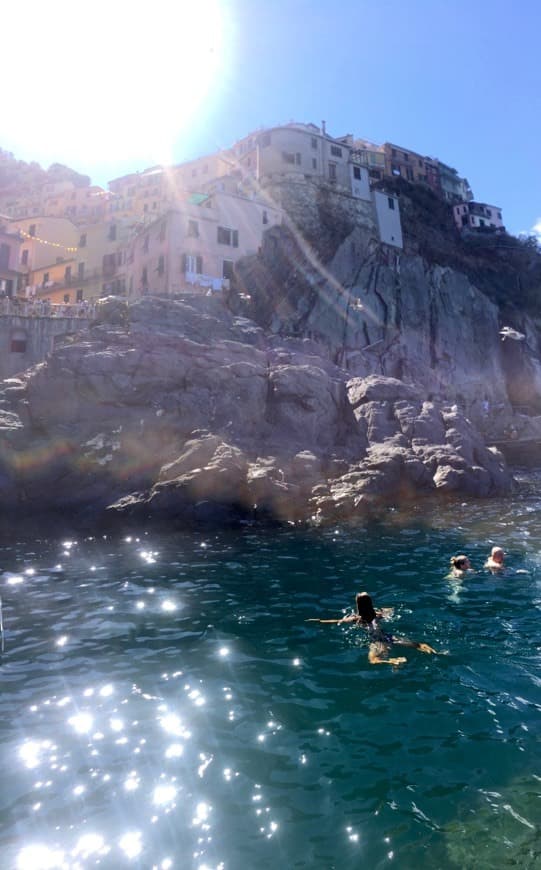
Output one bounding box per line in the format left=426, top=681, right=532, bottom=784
left=450, top=555, right=470, bottom=570
left=355, top=592, right=377, bottom=623
left=490, top=546, right=505, bottom=563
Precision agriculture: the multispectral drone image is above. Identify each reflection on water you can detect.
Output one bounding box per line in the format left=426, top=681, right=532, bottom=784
left=1, top=485, right=541, bottom=869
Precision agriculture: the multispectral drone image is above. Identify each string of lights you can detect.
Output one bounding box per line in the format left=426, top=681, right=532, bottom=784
left=18, top=228, right=78, bottom=252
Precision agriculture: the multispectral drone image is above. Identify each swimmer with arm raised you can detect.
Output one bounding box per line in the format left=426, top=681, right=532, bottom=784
left=339, top=592, right=438, bottom=666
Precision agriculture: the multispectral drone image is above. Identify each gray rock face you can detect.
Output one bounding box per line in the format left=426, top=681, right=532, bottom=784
left=0, top=292, right=514, bottom=529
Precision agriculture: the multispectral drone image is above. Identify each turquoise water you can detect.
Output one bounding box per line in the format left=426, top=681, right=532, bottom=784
left=1, top=485, right=540, bottom=869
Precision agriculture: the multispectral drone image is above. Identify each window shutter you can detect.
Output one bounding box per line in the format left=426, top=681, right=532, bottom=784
left=233, top=230, right=239, bottom=248
left=196, top=255, right=203, bottom=274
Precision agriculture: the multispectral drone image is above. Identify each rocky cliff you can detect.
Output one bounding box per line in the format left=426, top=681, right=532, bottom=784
left=2, top=180, right=541, bottom=531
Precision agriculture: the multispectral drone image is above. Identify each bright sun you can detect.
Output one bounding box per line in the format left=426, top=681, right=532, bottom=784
left=4, top=0, right=225, bottom=172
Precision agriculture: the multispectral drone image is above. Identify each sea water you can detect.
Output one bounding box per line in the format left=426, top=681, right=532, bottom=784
left=1, top=480, right=540, bottom=869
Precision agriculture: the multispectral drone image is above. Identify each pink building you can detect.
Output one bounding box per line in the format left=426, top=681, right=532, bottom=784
left=126, top=189, right=281, bottom=298
left=453, top=201, right=504, bottom=232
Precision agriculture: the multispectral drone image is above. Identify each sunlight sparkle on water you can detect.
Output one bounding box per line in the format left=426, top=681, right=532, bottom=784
left=72, top=832, right=106, bottom=858
left=68, top=712, right=93, bottom=734
left=165, top=743, right=184, bottom=758
left=192, top=802, right=211, bottom=825
left=153, top=783, right=177, bottom=806
left=159, top=713, right=191, bottom=739
left=100, top=683, right=114, bottom=697
left=218, top=647, right=230, bottom=657
left=119, top=831, right=143, bottom=859
left=17, top=844, right=65, bottom=869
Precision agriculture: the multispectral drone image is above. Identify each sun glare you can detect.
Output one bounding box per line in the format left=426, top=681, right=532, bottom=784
left=5, top=0, right=225, bottom=170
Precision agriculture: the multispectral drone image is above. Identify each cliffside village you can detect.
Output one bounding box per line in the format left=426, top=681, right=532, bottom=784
left=0, top=121, right=505, bottom=312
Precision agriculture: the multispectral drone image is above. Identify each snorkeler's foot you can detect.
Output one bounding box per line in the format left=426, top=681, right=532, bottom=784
left=388, top=657, right=407, bottom=666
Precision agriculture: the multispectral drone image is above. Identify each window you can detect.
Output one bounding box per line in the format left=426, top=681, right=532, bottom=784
left=311, top=137, right=318, bottom=149
left=157, top=254, right=165, bottom=275
left=78, top=262, right=85, bottom=279
left=369, top=169, right=381, bottom=179
left=0, top=243, right=10, bottom=270
left=406, top=167, right=414, bottom=181
left=142, top=266, right=148, bottom=286
left=391, top=148, right=397, bottom=158
left=328, top=162, right=337, bottom=181
left=21, top=249, right=29, bottom=266
left=43, top=272, right=49, bottom=284
left=222, top=260, right=234, bottom=280
left=143, top=235, right=149, bottom=253
left=10, top=335, right=27, bottom=353
left=108, top=224, right=117, bottom=241
left=65, top=266, right=72, bottom=283
left=353, top=166, right=361, bottom=180
left=76, top=289, right=83, bottom=302
left=295, top=153, right=301, bottom=165
left=188, top=220, right=199, bottom=238
left=79, top=233, right=87, bottom=247
left=391, top=164, right=401, bottom=176
left=330, top=145, right=342, bottom=158
left=183, top=253, right=203, bottom=273
left=217, top=226, right=239, bottom=247
left=487, top=209, right=492, bottom=217
left=403, top=152, right=409, bottom=161
left=282, top=151, right=295, bottom=164
left=63, top=293, right=70, bottom=304
left=388, top=197, right=395, bottom=210
left=159, top=222, right=166, bottom=242
left=29, top=224, right=36, bottom=237
left=419, top=159, right=423, bottom=167
left=262, top=210, right=268, bottom=225
left=498, top=212, right=502, bottom=220
left=312, top=158, right=317, bottom=170
left=479, top=219, right=485, bottom=227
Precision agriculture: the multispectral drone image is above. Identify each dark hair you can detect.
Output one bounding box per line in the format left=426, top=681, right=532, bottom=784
left=450, top=555, right=468, bottom=569
left=355, top=592, right=377, bottom=623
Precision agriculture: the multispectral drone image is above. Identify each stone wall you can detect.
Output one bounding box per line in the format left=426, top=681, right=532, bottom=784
left=0, top=315, right=92, bottom=379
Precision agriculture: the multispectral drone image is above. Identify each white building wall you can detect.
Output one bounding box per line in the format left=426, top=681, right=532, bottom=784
left=350, top=165, right=371, bottom=201
left=373, top=191, right=403, bottom=248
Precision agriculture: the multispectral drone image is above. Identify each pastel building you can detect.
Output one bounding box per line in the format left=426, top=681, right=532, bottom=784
left=231, top=122, right=354, bottom=190
left=453, top=201, right=504, bottom=232
left=438, top=162, right=473, bottom=203
left=0, top=225, right=23, bottom=296
left=384, top=143, right=441, bottom=193
left=126, top=189, right=282, bottom=298
left=351, top=139, right=386, bottom=180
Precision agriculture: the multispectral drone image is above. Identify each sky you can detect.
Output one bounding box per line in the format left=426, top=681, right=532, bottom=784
left=2, top=0, right=540, bottom=238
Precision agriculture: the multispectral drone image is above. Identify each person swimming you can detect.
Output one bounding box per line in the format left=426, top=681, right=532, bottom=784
left=339, top=591, right=438, bottom=666
left=484, top=546, right=505, bottom=573
left=448, top=554, right=473, bottom=579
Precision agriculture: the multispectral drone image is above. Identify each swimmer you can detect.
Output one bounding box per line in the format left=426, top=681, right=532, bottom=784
left=339, top=592, right=438, bottom=667
left=448, top=554, right=473, bottom=579
left=484, top=546, right=505, bottom=573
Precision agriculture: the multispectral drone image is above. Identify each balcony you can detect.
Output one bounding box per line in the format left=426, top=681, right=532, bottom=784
left=185, top=271, right=229, bottom=291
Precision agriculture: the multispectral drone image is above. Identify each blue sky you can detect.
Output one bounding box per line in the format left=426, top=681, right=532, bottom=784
left=3, top=0, right=540, bottom=237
